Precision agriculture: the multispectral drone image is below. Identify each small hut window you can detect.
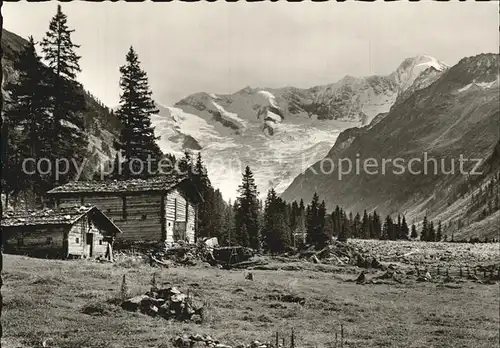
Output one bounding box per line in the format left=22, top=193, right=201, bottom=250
left=99, top=240, right=103, bottom=245
left=46, top=237, right=53, bottom=245
left=76, top=237, right=80, bottom=244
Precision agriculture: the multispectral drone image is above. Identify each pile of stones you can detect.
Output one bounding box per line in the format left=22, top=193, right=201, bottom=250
left=121, top=286, right=205, bottom=322
left=173, top=334, right=285, bottom=348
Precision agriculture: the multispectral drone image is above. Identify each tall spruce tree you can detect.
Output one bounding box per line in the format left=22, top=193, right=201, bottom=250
left=234, top=166, right=260, bottom=249
left=429, top=221, right=436, bottom=242
left=115, top=46, right=161, bottom=177
left=420, top=216, right=429, bottom=241
left=219, top=199, right=235, bottom=246
left=191, top=152, right=214, bottom=238
left=337, top=219, right=347, bottom=242
left=353, top=212, right=361, bottom=238
left=4, top=36, right=53, bottom=202
left=371, top=211, right=382, bottom=239
left=316, top=200, right=329, bottom=248
left=262, top=188, right=291, bottom=253
left=382, top=215, right=391, bottom=240
left=41, top=5, right=81, bottom=81
left=41, top=5, right=87, bottom=182
left=410, top=223, right=418, bottom=239
left=400, top=215, right=410, bottom=240
left=436, top=221, right=442, bottom=242
left=306, top=193, right=324, bottom=248
left=262, top=188, right=278, bottom=250
left=362, top=210, right=370, bottom=239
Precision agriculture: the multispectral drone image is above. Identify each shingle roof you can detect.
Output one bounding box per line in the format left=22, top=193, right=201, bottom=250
left=1, top=206, right=95, bottom=227
left=46, top=175, right=187, bottom=194
left=1, top=206, right=123, bottom=235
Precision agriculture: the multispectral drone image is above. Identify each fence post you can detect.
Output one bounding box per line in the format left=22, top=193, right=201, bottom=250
left=446, top=267, right=449, bottom=277
left=459, top=266, right=463, bottom=277
left=291, top=329, right=295, bottom=348
left=437, top=264, right=440, bottom=276
left=276, top=332, right=279, bottom=348
left=335, top=332, right=338, bottom=348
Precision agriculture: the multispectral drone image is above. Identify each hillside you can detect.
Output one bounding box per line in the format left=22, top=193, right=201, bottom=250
left=152, top=55, right=448, bottom=199
left=1, top=29, right=120, bottom=179
left=281, top=53, right=500, bottom=238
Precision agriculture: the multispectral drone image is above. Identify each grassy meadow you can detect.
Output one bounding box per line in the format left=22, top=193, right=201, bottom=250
left=1, top=240, right=499, bottom=348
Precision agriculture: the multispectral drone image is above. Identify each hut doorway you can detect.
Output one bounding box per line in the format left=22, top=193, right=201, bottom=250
left=173, top=222, right=187, bottom=242
left=86, top=233, right=94, bottom=257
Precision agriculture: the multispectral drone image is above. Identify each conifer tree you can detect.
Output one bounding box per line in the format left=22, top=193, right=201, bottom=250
left=396, top=214, right=402, bottom=239
left=332, top=206, right=340, bottom=237
left=115, top=46, right=161, bottom=177
left=305, top=194, right=319, bottom=245
left=41, top=5, right=81, bottom=81
left=337, top=219, right=347, bottom=242
left=305, top=193, right=328, bottom=248
left=4, top=36, right=53, bottom=200
left=353, top=212, right=361, bottom=238
left=262, top=188, right=279, bottom=250
left=234, top=166, right=260, bottom=249
left=220, top=199, right=235, bottom=246
left=429, top=221, right=436, bottom=242
left=316, top=200, right=329, bottom=248
left=382, top=215, right=393, bottom=240
left=41, top=4, right=88, bottom=183
left=324, top=214, right=334, bottom=239
left=400, top=215, right=410, bottom=240
left=362, top=210, right=370, bottom=239
left=262, top=189, right=291, bottom=253
left=371, top=211, right=382, bottom=239
left=294, top=199, right=307, bottom=246
left=436, top=220, right=442, bottom=242
left=191, top=152, right=214, bottom=238
left=410, top=223, right=418, bottom=239
left=209, top=189, right=226, bottom=240
left=420, top=216, right=429, bottom=241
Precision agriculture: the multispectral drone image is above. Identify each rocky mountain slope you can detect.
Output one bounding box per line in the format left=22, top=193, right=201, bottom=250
left=281, top=53, right=500, bottom=238
left=1, top=29, right=119, bottom=179
left=152, top=55, right=448, bottom=199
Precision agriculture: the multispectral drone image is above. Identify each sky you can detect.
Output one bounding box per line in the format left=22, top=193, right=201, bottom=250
left=3, top=1, right=499, bottom=107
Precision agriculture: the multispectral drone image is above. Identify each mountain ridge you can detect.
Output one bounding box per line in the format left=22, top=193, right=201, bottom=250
left=280, top=53, right=500, bottom=239
left=150, top=54, right=449, bottom=200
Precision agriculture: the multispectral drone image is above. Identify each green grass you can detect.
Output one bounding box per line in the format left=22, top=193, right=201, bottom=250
left=2, top=250, right=499, bottom=348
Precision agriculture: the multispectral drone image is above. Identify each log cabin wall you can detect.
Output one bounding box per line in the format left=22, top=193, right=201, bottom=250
left=2, top=226, right=66, bottom=258
left=186, top=203, right=196, bottom=242
left=165, top=188, right=195, bottom=244
left=67, top=216, right=87, bottom=257
left=66, top=216, right=109, bottom=258
left=58, top=193, right=164, bottom=242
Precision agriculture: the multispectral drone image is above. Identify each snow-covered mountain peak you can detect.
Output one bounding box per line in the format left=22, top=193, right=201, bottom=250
left=152, top=54, right=454, bottom=199
left=391, top=55, right=449, bottom=93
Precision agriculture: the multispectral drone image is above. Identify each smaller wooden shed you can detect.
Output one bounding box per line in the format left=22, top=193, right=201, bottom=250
left=1, top=206, right=122, bottom=259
